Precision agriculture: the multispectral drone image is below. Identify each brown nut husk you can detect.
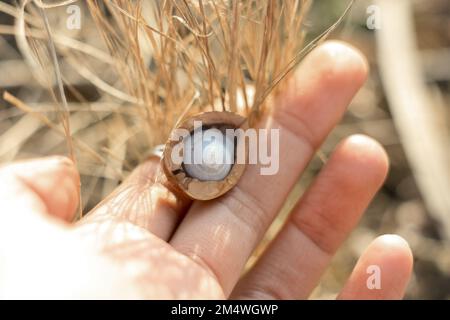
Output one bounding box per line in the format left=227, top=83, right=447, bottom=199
left=162, top=111, right=248, bottom=201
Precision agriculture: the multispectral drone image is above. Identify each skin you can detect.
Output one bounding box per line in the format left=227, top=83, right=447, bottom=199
left=0, top=41, right=413, bottom=299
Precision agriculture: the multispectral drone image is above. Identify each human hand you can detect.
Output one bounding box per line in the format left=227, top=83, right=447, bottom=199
left=0, top=41, right=413, bottom=299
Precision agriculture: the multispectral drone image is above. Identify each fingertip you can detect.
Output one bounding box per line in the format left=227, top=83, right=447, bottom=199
left=364, top=234, right=414, bottom=296
left=36, top=156, right=80, bottom=222
left=4, top=156, right=80, bottom=222
left=304, top=40, right=369, bottom=87
left=338, top=234, right=413, bottom=300
left=320, top=40, right=369, bottom=81
left=277, top=41, right=370, bottom=148
left=370, top=234, right=414, bottom=272
left=373, top=234, right=411, bottom=249
left=48, top=155, right=75, bottom=167
left=348, top=134, right=388, bottom=167
left=334, top=134, right=389, bottom=187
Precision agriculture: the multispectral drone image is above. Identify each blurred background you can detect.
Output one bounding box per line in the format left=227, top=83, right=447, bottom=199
left=307, top=0, right=450, bottom=299
left=0, top=0, right=449, bottom=299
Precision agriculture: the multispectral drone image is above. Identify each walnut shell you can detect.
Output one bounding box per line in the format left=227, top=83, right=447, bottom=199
left=162, top=111, right=248, bottom=201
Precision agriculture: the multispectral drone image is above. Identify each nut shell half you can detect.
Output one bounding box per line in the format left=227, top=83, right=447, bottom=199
left=162, top=111, right=248, bottom=201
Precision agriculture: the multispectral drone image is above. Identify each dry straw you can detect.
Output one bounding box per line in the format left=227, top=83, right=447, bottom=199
left=0, top=0, right=353, bottom=214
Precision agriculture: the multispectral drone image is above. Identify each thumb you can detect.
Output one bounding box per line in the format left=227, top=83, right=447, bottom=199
left=0, top=156, right=80, bottom=223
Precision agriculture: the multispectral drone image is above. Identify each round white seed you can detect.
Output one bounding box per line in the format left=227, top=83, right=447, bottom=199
left=183, top=128, right=234, bottom=181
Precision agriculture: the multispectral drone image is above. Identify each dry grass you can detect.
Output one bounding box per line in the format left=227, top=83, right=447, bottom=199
left=3, top=0, right=448, bottom=300
left=0, top=0, right=353, bottom=212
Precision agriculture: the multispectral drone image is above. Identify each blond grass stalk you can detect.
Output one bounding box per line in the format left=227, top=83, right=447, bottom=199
left=1, top=0, right=354, bottom=213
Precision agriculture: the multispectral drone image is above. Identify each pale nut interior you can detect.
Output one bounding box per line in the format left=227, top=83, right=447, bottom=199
left=182, top=127, right=234, bottom=181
